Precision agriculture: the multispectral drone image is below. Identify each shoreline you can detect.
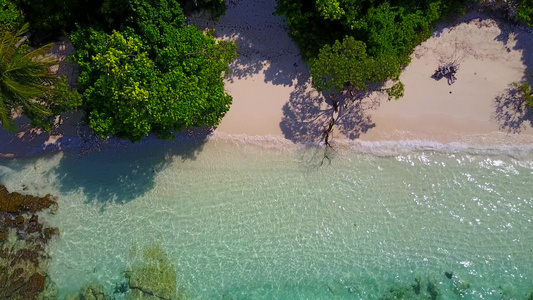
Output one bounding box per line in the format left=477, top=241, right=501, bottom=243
left=3, top=130, right=533, bottom=160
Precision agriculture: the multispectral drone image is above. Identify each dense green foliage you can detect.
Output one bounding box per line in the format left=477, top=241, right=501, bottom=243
left=11, top=0, right=226, bottom=36
left=309, top=36, right=399, bottom=92
left=71, top=0, right=237, bottom=141
left=0, top=24, right=80, bottom=132
left=513, top=82, right=533, bottom=108
left=0, top=0, right=23, bottom=31
left=13, top=0, right=86, bottom=35
left=276, top=0, right=467, bottom=95
left=276, top=0, right=465, bottom=60
left=515, top=0, right=533, bottom=23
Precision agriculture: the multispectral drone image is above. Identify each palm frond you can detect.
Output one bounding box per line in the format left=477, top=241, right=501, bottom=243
left=0, top=93, right=15, bottom=132
left=0, top=23, right=77, bottom=132
left=0, top=31, right=16, bottom=64
left=2, top=77, right=45, bottom=100
left=23, top=43, right=57, bottom=65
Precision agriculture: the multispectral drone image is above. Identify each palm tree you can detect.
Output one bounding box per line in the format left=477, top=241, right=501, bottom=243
left=0, top=23, right=79, bottom=132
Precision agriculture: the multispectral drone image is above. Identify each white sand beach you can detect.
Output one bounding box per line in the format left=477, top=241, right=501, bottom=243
left=203, top=1, right=533, bottom=145
left=2, top=0, right=533, bottom=158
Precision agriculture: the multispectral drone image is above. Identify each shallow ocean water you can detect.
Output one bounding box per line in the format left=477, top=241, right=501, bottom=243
left=0, top=137, right=532, bottom=299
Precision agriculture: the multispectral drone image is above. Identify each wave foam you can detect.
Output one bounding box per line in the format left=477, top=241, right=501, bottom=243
left=209, top=132, right=533, bottom=160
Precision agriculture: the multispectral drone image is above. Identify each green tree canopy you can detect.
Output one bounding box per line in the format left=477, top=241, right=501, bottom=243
left=309, top=36, right=399, bottom=92
left=12, top=0, right=226, bottom=36
left=0, top=0, right=24, bottom=31
left=71, top=0, right=237, bottom=142
left=276, top=0, right=465, bottom=60
left=0, top=24, right=80, bottom=132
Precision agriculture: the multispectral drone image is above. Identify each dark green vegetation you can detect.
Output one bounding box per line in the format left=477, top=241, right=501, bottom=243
left=0, top=24, right=81, bottom=132
left=0, top=0, right=236, bottom=142
left=0, top=185, right=59, bottom=300
left=11, top=0, right=225, bottom=36
left=513, top=0, right=533, bottom=24
left=71, top=0, right=237, bottom=141
left=0, top=0, right=23, bottom=31
left=514, top=81, right=533, bottom=108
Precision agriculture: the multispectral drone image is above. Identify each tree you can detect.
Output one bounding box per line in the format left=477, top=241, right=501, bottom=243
left=309, top=36, right=400, bottom=93
left=12, top=0, right=90, bottom=36
left=308, top=36, right=403, bottom=152
left=0, top=0, right=24, bottom=31
left=517, top=0, right=533, bottom=24
left=513, top=81, right=533, bottom=108
left=0, top=24, right=80, bottom=132
left=276, top=0, right=466, bottom=61
left=71, top=0, right=238, bottom=142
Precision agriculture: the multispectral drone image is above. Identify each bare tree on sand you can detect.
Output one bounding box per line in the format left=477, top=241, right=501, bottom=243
left=433, top=38, right=468, bottom=85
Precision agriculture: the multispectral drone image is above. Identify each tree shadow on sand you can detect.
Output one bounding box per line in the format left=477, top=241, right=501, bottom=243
left=51, top=127, right=213, bottom=207
left=280, top=72, right=379, bottom=144
left=492, top=14, right=533, bottom=132
left=493, top=84, right=533, bottom=133
left=189, top=0, right=302, bottom=87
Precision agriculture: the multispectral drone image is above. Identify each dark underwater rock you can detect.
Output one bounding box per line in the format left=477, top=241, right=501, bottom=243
left=44, top=227, right=59, bottom=240
left=0, top=185, right=59, bottom=300
left=0, top=185, right=57, bottom=214
left=80, top=283, right=109, bottom=300
left=445, top=271, right=453, bottom=279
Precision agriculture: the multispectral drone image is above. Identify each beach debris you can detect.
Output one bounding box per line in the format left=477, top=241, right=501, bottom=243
left=433, top=62, right=459, bottom=85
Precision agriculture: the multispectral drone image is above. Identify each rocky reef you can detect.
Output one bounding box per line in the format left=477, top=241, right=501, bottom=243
left=0, top=185, right=59, bottom=300
left=378, top=275, right=440, bottom=300
left=65, top=244, right=189, bottom=300
left=124, top=245, right=188, bottom=300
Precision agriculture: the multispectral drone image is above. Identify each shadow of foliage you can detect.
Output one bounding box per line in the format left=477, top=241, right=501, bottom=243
left=52, top=128, right=213, bottom=206
left=190, top=0, right=302, bottom=87
left=280, top=72, right=379, bottom=143
left=491, top=13, right=533, bottom=133
left=494, top=84, right=533, bottom=133
left=279, top=80, right=331, bottom=143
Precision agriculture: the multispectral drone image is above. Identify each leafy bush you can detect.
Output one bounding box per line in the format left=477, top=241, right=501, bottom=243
left=71, top=0, right=237, bottom=141
left=0, top=0, right=24, bottom=31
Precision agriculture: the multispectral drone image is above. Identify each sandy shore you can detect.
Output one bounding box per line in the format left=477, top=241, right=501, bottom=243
left=194, top=1, right=533, bottom=146
left=2, top=1, right=533, bottom=158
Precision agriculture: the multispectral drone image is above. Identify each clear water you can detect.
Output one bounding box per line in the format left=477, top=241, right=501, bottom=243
left=0, top=137, right=532, bottom=299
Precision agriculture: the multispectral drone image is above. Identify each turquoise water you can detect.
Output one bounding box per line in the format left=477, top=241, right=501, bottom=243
left=0, top=137, right=532, bottom=299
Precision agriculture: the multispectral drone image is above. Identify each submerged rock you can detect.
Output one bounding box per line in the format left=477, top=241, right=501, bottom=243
left=452, top=275, right=472, bottom=297
left=80, top=283, right=110, bottom=300
left=43, top=227, right=59, bottom=240
left=498, top=283, right=517, bottom=300
left=0, top=185, right=59, bottom=300
left=379, top=276, right=441, bottom=300
left=0, top=185, right=57, bottom=214
left=444, top=271, right=453, bottom=279
left=125, top=245, right=188, bottom=300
